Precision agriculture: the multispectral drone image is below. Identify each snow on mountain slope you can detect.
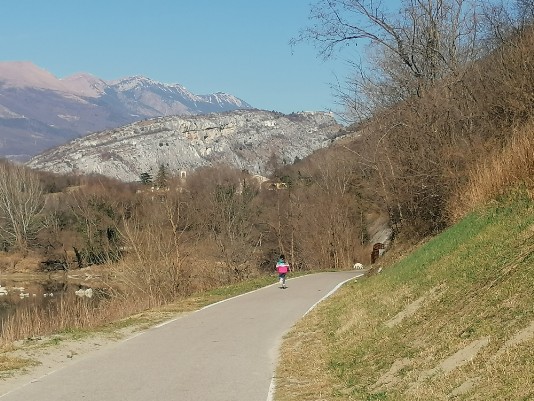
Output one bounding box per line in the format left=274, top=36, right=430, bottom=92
left=0, top=61, right=252, bottom=159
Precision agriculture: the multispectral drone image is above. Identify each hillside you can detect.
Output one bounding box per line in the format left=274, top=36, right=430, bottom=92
left=26, top=109, right=342, bottom=181
left=274, top=193, right=534, bottom=400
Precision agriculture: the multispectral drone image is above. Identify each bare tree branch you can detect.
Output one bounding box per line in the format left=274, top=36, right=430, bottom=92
left=0, top=162, right=44, bottom=250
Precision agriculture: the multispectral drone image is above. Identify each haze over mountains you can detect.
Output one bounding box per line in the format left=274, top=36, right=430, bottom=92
left=0, top=61, right=251, bottom=161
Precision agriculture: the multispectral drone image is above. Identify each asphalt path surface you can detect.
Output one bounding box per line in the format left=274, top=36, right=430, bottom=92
left=0, top=271, right=364, bottom=401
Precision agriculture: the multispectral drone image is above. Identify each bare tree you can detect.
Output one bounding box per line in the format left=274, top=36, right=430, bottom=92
left=293, top=0, right=486, bottom=120
left=283, top=152, right=368, bottom=269
left=187, top=165, right=261, bottom=280
left=516, top=0, right=534, bottom=20
left=479, top=0, right=534, bottom=48
left=115, top=188, right=194, bottom=303
left=61, top=177, right=134, bottom=265
left=0, top=162, right=44, bottom=250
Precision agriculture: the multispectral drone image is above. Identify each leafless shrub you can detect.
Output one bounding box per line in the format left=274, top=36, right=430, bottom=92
left=111, top=188, right=194, bottom=305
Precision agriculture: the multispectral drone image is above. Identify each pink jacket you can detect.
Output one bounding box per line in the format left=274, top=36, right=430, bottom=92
left=277, top=262, right=289, bottom=274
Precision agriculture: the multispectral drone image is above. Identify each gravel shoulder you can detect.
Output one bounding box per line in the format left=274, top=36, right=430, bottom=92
left=0, top=321, right=149, bottom=395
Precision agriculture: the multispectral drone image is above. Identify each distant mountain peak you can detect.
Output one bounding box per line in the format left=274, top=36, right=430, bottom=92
left=61, top=73, right=108, bottom=97
left=0, top=61, right=253, bottom=160
left=110, top=75, right=161, bottom=90
left=0, top=61, right=67, bottom=92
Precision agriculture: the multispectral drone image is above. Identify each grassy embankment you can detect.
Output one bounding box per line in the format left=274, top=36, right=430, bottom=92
left=275, top=192, right=534, bottom=400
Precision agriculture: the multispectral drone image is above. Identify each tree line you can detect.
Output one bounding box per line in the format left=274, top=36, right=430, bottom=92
left=0, top=156, right=371, bottom=294
left=293, top=0, right=534, bottom=237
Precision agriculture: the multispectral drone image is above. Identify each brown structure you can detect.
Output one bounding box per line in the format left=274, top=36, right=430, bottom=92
left=261, top=180, right=288, bottom=191
left=371, top=242, right=385, bottom=264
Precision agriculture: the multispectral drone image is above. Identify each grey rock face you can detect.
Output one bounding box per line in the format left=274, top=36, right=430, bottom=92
left=27, top=110, right=343, bottom=182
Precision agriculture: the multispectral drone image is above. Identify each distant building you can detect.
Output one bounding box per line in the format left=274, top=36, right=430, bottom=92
left=261, top=180, right=288, bottom=191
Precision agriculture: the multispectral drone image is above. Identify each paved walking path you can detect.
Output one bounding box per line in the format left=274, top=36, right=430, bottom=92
left=0, top=271, right=364, bottom=401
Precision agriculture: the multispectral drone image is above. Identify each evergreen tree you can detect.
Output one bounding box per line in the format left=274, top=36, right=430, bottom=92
left=155, top=164, right=169, bottom=189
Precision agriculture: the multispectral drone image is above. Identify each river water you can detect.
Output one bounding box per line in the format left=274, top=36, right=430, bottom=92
left=0, top=274, right=103, bottom=331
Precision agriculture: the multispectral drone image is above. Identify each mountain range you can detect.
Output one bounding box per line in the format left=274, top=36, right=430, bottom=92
left=0, top=61, right=251, bottom=161
left=27, top=109, right=343, bottom=182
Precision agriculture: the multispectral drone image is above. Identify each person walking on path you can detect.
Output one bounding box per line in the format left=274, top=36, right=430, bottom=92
left=276, top=254, right=290, bottom=288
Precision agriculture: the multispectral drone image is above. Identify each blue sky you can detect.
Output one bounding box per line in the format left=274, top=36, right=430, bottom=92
left=1, top=0, right=363, bottom=115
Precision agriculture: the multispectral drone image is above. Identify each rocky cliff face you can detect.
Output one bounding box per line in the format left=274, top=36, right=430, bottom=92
left=0, top=62, right=251, bottom=160
left=27, top=109, right=343, bottom=182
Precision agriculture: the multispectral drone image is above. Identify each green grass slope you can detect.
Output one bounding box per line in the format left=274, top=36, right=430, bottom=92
left=275, top=193, right=534, bottom=400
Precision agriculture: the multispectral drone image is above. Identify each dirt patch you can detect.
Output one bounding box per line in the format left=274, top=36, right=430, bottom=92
left=450, top=377, right=480, bottom=397
left=410, top=336, right=490, bottom=392
left=374, top=322, right=534, bottom=397
left=372, top=358, right=412, bottom=391
left=436, top=337, right=490, bottom=374
left=494, top=320, right=534, bottom=359
left=385, top=285, right=445, bottom=328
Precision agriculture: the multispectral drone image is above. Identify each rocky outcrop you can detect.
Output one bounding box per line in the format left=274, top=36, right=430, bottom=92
left=27, top=109, right=343, bottom=182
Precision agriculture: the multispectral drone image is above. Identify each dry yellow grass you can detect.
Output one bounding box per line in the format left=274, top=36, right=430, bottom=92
left=275, top=311, right=347, bottom=401
left=449, top=123, right=534, bottom=221
left=0, top=355, right=37, bottom=379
